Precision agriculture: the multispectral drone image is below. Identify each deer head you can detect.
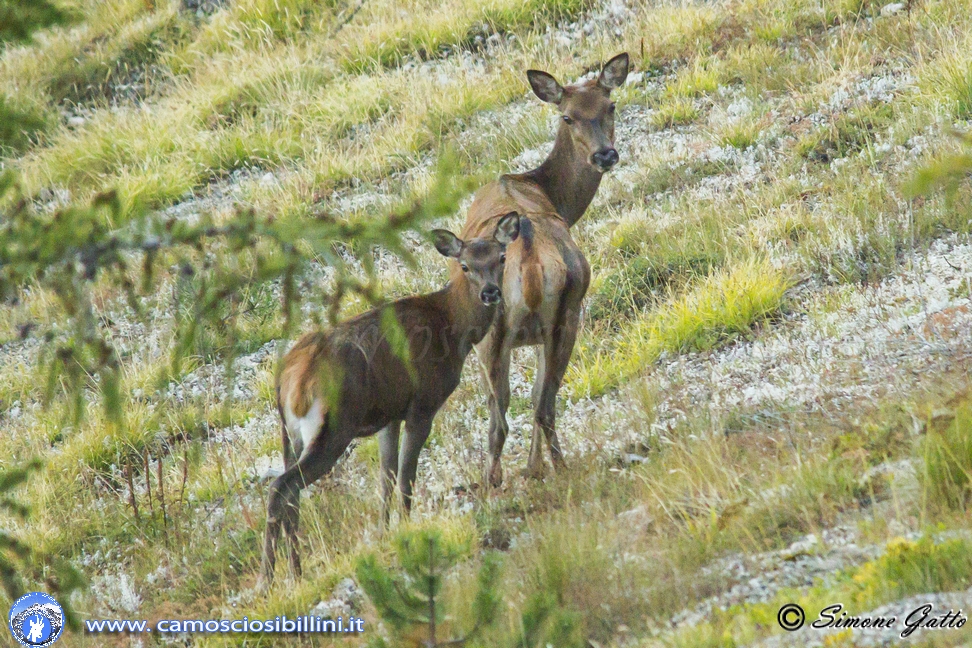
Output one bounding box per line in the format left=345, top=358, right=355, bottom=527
left=432, top=212, right=520, bottom=305
left=526, top=52, right=630, bottom=173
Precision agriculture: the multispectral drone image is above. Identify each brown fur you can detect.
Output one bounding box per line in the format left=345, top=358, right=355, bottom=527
left=462, top=53, right=628, bottom=486
left=522, top=262, right=544, bottom=312
left=278, top=333, right=326, bottom=418
left=258, top=215, right=520, bottom=590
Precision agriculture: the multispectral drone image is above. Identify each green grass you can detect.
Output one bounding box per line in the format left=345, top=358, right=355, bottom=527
left=922, top=395, right=972, bottom=513
left=0, top=95, right=50, bottom=154
left=795, top=103, right=894, bottom=162
left=652, top=96, right=701, bottom=129
left=570, top=260, right=791, bottom=397
left=664, top=57, right=724, bottom=100
left=587, top=212, right=729, bottom=326
left=722, top=42, right=798, bottom=94
left=337, top=0, right=589, bottom=73
left=671, top=534, right=972, bottom=647
left=717, top=116, right=762, bottom=150
left=45, top=5, right=187, bottom=106
left=635, top=157, right=734, bottom=196
left=922, top=48, right=972, bottom=120
left=853, top=535, right=972, bottom=603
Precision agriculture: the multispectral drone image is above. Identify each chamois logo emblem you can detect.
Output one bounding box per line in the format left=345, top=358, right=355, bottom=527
left=8, top=592, right=64, bottom=647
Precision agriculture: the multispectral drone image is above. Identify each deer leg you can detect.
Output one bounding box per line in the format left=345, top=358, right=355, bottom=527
left=270, top=417, right=300, bottom=579
left=278, top=395, right=299, bottom=471
left=281, top=422, right=299, bottom=471
left=528, top=309, right=581, bottom=477
left=261, top=467, right=292, bottom=589
left=283, top=436, right=350, bottom=580
left=378, top=421, right=401, bottom=530
left=477, top=325, right=512, bottom=488
left=525, top=346, right=549, bottom=479
left=398, top=413, right=434, bottom=516
left=532, top=345, right=547, bottom=411
left=260, top=429, right=348, bottom=591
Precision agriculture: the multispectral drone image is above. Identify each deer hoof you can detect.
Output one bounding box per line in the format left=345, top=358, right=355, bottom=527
left=488, top=464, right=504, bottom=488
left=520, top=462, right=546, bottom=481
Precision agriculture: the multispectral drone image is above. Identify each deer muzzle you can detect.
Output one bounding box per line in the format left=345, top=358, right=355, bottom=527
left=591, top=147, right=619, bottom=171
left=480, top=285, right=502, bottom=305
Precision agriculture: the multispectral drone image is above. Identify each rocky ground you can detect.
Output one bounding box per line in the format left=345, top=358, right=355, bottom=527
left=758, top=587, right=972, bottom=647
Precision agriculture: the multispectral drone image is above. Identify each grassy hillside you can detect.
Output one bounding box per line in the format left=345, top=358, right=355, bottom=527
left=2, top=0, right=972, bottom=645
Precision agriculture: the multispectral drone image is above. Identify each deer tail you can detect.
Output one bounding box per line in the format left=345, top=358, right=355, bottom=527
left=518, top=216, right=544, bottom=313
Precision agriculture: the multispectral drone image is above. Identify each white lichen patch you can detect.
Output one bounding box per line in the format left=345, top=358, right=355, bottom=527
left=89, top=571, right=143, bottom=615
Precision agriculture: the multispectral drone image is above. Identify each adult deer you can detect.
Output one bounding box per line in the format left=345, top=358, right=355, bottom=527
left=461, top=53, right=629, bottom=487
left=259, top=213, right=521, bottom=589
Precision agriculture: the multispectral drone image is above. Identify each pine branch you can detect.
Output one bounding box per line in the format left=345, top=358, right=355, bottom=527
left=0, top=150, right=467, bottom=427
left=357, top=528, right=501, bottom=647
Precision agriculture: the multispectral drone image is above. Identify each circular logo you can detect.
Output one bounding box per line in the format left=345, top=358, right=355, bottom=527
left=8, top=592, right=64, bottom=647
left=777, top=603, right=805, bottom=631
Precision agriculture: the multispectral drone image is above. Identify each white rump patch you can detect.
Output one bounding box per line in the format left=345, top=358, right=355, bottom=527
left=284, top=399, right=324, bottom=460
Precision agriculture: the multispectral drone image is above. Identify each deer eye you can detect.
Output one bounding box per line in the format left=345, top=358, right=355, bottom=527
left=562, top=115, right=574, bottom=125
left=609, top=103, right=616, bottom=113
left=460, top=263, right=469, bottom=272
left=500, top=254, right=506, bottom=263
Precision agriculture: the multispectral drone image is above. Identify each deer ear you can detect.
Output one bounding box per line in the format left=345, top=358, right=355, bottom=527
left=432, top=229, right=463, bottom=258
left=527, top=70, right=564, bottom=104
left=597, top=52, right=629, bottom=91
left=494, top=212, right=521, bottom=245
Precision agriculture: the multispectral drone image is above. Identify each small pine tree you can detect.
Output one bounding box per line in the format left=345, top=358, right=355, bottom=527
left=0, top=460, right=85, bottom=630
left=515, top=591, right=584, bottom=648
left=356, top=528, right=501, bottom=648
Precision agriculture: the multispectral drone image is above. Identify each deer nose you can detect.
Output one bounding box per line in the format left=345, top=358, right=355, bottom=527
left=481, top=285, right=501, bottom=305
left=591, top=148, right=619, bottom=171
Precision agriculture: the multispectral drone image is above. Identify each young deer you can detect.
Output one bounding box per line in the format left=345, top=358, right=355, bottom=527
left=460, top=53, right=629, bottom=487
left=259, top=212, right=521, bottom=589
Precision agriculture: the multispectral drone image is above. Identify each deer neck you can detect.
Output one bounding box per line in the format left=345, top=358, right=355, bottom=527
left=525, top=124, right=603, bottom=227
left=441, top=276, right=497, bottom=358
